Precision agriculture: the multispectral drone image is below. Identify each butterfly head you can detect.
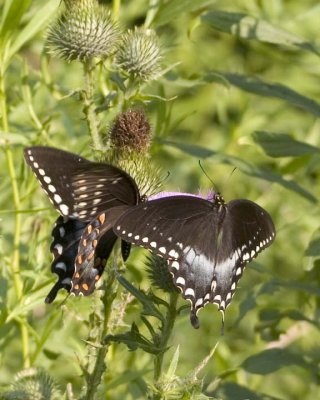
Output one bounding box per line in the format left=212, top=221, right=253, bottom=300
left=214, top=193, right=225, bottom=207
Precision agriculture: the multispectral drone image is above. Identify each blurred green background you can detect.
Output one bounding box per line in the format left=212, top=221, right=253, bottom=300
left=0, top=0, right=320, bottom=399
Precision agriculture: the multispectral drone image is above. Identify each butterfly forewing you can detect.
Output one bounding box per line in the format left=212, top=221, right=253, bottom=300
left=24, top=146, right=140, bottom=220
left=24, top=147, right=89, bottom=217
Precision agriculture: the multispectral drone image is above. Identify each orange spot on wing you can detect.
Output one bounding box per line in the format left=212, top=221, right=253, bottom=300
left=99, top=213, right=106, bottom=224
left=82, top=283, right=89, bottom=291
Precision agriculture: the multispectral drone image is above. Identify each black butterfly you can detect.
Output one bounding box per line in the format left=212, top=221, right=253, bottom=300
left=110, top=193, right=276, bottom=329
left=24, top=146, right=141, bottom=302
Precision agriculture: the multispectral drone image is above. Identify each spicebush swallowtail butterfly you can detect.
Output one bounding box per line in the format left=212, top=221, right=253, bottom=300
left=24, top=146, right=141, bottom=302
left=110, top=192, right=276, bottom=328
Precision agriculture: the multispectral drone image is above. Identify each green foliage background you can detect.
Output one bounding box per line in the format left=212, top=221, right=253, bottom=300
left=0, top=0, right=320, bottom=399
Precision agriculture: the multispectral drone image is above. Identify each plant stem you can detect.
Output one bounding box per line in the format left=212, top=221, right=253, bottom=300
left=154, top=291, right=179, bottom=381
left=83, top=60, right=102, bottom=150
left=82, top=267, right=117, bottom=400
left=112, top=0, right=121, bottom=20
left=0, top=55, right=30, bottom=367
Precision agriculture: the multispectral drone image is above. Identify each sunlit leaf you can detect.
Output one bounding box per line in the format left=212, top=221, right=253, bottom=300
left=202, top=11, right=320, bottom=56
left=0, top=0, right=32, bottom=35
left=8, top=0, right=60, bottom=61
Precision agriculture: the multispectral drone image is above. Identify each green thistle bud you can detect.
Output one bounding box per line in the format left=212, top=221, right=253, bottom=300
left=116, top=28, right=162, bottom=82
left=2, top=368, right=61, bottom=400
left=110, top=108, right=151, bottom=153
left=46, top=0, right=120, bottom=62
left=146, top=255, right=178, bottom=294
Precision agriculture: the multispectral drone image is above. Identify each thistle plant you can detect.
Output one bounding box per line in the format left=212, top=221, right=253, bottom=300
left=0, top=368, right=61, bottom=400
left=107, top=108, right=162, bottom=198
left=116, top=28, right=162, bottom=83
left=46, top=0, right=120, bottom=62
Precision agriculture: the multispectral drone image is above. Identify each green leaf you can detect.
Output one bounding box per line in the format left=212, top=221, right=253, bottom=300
left=305, top=228, right=320, bottom=257
left=152, top=0, right=215, bottom=27
left=117, top=274, right=164, bottom=321
left=201, top=11, right=320, bottom=56
left=234, top=291, right=257, bottom=327
left=8, top=0, right=60, bottom=61
left=104, top=323, right=163, bottom=354
left=159, top=139, right=317, bottom=203
left=166, top=346, right=180, bottom=378
left=0, top=131, right=29, bottom=146
left=253, top=131, right=320, bottom=158
left=213, top=73, right=320, bottom=118
left=242, top=348, right=312, bottom=375
left=0, top=0, right=32, bottom=35
left=214, top=382, right=284, bottom=400
left=259, top=279, right=320, bottom=297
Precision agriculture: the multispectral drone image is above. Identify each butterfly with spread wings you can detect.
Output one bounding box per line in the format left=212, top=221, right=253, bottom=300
left=74, top=191, right=275, bottom=328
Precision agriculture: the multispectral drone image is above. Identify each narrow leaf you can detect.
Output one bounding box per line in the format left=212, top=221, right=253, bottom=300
left=213, top=73, right=320, bottom=118
left=8, top=0, right=60, bottom=61
left=117, top=274, right=164, bottom=321
left=0, top=0, right=32, bottom=34
left=253, top=131, right=320, bottom=158
left=201, top=11, right=320, bottom=56
left=166, top=346, right=180, bottom=378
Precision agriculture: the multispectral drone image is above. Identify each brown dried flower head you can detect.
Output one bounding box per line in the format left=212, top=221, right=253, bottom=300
left=110, top=109, right=151, bottom=153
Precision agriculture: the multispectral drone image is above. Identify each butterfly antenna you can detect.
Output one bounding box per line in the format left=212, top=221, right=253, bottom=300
left=198, top=160, right=219, bottom=193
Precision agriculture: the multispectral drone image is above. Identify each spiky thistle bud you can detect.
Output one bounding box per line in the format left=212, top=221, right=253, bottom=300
left=1, top=368, right=61, bottom=400
left=116, top=28, right=162, bottom=82
left=145, top=255, right=178, bottom=294
left=46, top=0, right=120, bottom=62
left=110, top=108, right=151, bottom=153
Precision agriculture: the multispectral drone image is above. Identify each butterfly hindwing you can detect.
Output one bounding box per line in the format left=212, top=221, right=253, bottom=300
left=71, top=206, right=131, bottom=296
left=46, top=216, right=87, bottom=303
